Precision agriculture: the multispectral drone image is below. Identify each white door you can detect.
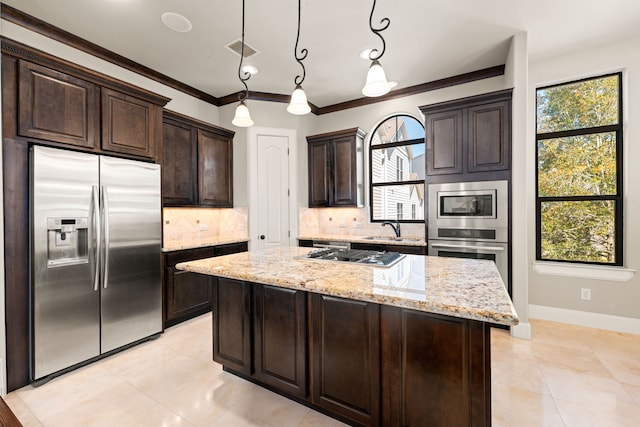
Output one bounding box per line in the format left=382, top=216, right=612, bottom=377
left=248, top=128, right=297, bottom=251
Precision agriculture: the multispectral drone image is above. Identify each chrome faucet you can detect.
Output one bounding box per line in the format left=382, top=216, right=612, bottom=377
left=382, top=220, right=401, bottom=238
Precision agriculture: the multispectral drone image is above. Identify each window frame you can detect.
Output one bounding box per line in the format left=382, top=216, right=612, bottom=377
left=535, top=72, right=623, bottom=266
left=368, top=114, right=425, bottom=224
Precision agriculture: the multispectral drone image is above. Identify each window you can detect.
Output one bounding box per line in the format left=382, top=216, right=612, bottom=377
left=370, top=115, right=425, bottom=222
left=396, top=157, right=403, bottom=181
left=535, top=73, right=622, bottom=265
left=411, top=204, right=416, bottom=220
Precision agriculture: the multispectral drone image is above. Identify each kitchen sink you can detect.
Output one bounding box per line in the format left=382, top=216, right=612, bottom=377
left=362, top=236, right=422, bottom=243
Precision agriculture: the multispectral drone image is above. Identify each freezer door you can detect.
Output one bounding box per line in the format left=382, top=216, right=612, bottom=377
left=99, top=155, right=162, bottom=353
left=31, top=146, right=100, bottom=380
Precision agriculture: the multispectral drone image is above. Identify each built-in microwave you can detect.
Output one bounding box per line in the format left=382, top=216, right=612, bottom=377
left=428, top=180, right=508, bottom=242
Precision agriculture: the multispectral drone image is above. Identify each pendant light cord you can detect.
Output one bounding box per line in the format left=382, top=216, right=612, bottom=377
left=368, top=0, right=390, bottom=61
left=237, top=0, right=251, bottom=102
left=293, top=0, right=308, bottom=86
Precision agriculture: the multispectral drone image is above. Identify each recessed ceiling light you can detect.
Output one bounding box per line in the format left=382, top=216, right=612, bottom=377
left=242, top=65, right=259, bottom=75
left=161, top=12, right=192, bottom=33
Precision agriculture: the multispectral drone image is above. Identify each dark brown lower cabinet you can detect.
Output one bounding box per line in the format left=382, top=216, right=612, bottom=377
left=163, top=242, right=248, bottom=328
left=211, top=278, right=491, bottom=427
left=310, top=294, right=380, bottom=426
left=212, top=277, right=252, bottom=375
left=253, top=285, right=307, bottom=398
left=166, top=269, right=211, bottom=324
left=381, top=306, right=491, bottom=427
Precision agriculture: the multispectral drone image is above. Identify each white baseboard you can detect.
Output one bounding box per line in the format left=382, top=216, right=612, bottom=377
left=529, top=304, right=640, bottom=335
left=510, top=322, right=532, bottom=340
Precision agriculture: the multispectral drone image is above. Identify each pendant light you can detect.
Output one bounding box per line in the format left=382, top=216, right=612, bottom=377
left=287, top=0, right=311, bottom=115
left=232, top=0, right=254, bottom=127
left=362, top=0, right=391, bottom=97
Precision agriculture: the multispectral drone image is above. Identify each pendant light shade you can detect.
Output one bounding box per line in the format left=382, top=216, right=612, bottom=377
left=362, top=60, right=390, bottom=97
left=287, top=0, right=311, bottom=115
left=232, top=100, right=254, bottom=127
left=363, top=0, right=392, bottom=98
left=287, top=84, right=311, bottom=115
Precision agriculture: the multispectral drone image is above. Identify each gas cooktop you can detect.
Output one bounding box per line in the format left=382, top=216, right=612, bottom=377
left=303, top=248, right=405, bottom=267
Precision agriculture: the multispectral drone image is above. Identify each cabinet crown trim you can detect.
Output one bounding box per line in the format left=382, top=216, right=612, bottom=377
left=419, top=88, right=513, bottom=113
left=306, top=127, right=366, bottom=143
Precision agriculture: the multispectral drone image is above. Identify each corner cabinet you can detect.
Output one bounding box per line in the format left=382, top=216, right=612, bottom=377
left=421, top=89, right=512, bottom=179
left=162, top=111, right=234, bottom=207
left=307, top=128, right=365, bottom=207
left=163, top=242, right=247, bottom=328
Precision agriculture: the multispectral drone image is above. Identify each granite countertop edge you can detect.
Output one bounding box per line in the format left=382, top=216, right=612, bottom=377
left=162, top=238, right=250, bottom=252
left=298, top=234, right=427, bottom=247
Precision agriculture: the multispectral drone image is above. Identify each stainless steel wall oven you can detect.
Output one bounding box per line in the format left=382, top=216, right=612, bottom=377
left=428, top=180, right=509, bottom=287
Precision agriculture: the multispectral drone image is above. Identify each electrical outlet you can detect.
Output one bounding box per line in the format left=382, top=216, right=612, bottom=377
left=199, top=224, right=208, bottom=231
left=580, top=288, right=591, bottom=301
left=238, top=223, right=245, bottom=230
left=355, top=222, right=364, bottom=228
left=338, top=222, right=347, bottom=228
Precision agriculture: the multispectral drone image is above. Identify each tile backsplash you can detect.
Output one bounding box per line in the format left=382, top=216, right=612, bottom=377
left=299, top=207, right=425, bottom=239
left=163, top=207, right=248, bottom=243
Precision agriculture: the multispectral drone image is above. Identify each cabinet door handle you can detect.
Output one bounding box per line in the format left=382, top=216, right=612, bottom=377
left=260, top=235, right=266, bottom=240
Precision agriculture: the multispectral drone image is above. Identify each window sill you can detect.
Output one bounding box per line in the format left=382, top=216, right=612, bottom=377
left=533, top=261, right=635, bottom=282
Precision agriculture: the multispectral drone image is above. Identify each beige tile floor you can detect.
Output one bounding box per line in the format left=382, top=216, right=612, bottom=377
left=5, top=314, right=640, bottom=426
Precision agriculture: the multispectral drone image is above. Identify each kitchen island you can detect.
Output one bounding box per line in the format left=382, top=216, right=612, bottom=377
left=177, top=247, right=518, bottom=427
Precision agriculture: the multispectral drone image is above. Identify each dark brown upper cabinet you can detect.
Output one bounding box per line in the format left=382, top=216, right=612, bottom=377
left=198, top=129, right=233, bottom=207
left=18, top=61, right=100, bottom=149
left=421, top=89, right=512, bottom=179
left=162, top=115, right=198, bottom=205
left=101, top=87, right=161, bottom=159
left=307, top=128, right=365, bottom=207
left=161, top=111, right=234, bottom=207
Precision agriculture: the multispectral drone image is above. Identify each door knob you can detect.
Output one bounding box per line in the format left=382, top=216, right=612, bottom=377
left=260, top=235, right=265, bottom=240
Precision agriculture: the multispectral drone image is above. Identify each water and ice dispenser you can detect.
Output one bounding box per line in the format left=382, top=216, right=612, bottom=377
left=46, top=217, right=89, bottom=267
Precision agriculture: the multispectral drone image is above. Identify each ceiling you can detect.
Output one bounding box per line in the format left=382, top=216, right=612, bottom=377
left=3, top=0, right=640, bottom=108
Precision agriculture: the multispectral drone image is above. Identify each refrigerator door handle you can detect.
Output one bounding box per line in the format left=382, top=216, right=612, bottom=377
left=92, top=185, right=101, bottom=291
left=101, top=185, right=111, bottom=289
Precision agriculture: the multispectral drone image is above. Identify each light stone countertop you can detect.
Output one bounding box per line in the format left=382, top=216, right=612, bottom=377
left=298, top=234, right=427, bottom=247
left=162, top=237, right=249, bottom=252
left=176, top=246, right=518, bottom=326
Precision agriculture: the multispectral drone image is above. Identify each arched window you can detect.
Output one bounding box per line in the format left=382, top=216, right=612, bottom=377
left=369, top=115, right=425, bottom=222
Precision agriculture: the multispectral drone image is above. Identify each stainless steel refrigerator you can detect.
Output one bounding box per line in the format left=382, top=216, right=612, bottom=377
left=31, top=145, right=162, bottom=381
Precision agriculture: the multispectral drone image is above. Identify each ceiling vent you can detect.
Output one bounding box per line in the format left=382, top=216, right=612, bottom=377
left=226, top=39, right=259, bottom=58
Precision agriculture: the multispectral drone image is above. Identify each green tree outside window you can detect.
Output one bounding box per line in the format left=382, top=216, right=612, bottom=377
left=536, top=74, right=622, bottom=265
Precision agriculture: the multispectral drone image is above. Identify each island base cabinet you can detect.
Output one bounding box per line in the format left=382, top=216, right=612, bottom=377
left=253, top=286, right=308, bottom=398
left=212, top=278, right=252, bottom=376
left=310, top=294, right=380, bottom=426
left=210, top=278, right=493, bottom=427
left=381, top=306, right=491, bottom=427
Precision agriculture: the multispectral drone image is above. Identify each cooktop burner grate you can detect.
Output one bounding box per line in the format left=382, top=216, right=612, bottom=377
left=304, top=248, right=405, bottom=267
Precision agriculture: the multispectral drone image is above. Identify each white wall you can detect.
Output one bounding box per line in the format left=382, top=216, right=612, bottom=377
left=528, top=36, right=640, bottom=326
left=505, top=32, right=531, bottom=338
